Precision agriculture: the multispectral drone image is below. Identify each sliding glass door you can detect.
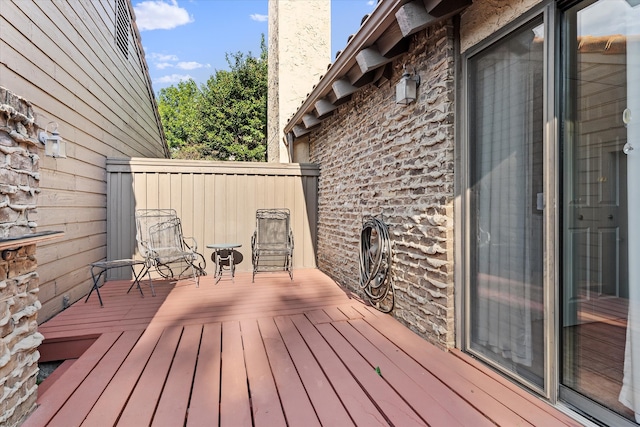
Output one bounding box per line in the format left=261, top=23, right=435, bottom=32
left=466, top=17, right=546, bottom=390
left=464, top=0, right=640, bottom=424
left=561, top=0, right=640, bottom=424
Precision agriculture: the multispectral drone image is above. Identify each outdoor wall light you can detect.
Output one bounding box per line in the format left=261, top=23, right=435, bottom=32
left=396, top=65, right=421, bottom=105
left=38, top=122, right=66, bottom=158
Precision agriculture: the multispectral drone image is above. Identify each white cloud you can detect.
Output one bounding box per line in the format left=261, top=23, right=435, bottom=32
left=156, top=73, right=193, bottom=84
left=156, top=62, right=174, bottom=69
left=367, top=0, right=375, bottom=5
left=148, top=52, right=179, bottom=62
left=177, top=61, right=210, bottom=70
left=134, top=0, right=193, bottom=31
left=250, top=13, right=268, bottom=22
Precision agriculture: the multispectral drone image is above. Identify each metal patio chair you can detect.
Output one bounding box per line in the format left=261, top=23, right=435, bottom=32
left=135, top=209, right=206, bottom=286
left=251, top=208, right=294, bottom=282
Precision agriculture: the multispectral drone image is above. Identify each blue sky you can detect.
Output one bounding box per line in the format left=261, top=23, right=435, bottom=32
left=133, top=0, right=377, bottom=93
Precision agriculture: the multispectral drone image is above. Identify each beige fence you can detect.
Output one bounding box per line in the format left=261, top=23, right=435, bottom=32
left=106, top=158, right=319, bottom=279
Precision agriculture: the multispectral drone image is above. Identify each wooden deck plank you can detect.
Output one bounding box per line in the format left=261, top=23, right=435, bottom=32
left=347, top=319, right=496, bottom=427
left=152, top=324, right=203, bottom=426
left=27, top=269, right=585, bottom=427
left=337, top=304, right=364, bottom=320
left=449, top=349, right=583, bottom=427
left=366, top=314, right=580, bottom=426
left=332, top=320, right=465, bottom=426
left=220, top=321, right=252, bottom=427
left=274, top=315, right=355, bottom=426
left=305, top=308, right=334, bottom=324
left=23, top=332, right=122, bottom=427
left=323, top=306, right=350, bottom=322
left=290, top=314, right=389, bottom=427
left=186, top=323, right=222, bottom=427
left=315, top=322, right=426, bottom=427
left=80, top=327, right=165, bottom=427
left=37, top=359, right=77, bottom=397
left=258, top=317, right=321, bottom=427
left=38, top=271, right=355, bottom=336
left=47, top=330, right=143, bottom=427
left=240, top=319, right=287, bottom=427
left=116, top=326, right=183, bottom=427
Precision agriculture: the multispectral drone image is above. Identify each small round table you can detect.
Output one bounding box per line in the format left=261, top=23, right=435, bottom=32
left=207, top=243, right=242, bottom=284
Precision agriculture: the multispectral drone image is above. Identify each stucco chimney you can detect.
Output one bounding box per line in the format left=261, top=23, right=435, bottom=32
left=267, top=0, right=330, bottom=163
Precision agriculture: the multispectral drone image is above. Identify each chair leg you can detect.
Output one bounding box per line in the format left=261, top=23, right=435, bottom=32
left=142, top=264, right=155, bottom=296
left=252, top=253, right=258, bottom=283
left=127, top=265, right=144, bottom=296
left=288, top=254, right=293, bottom=281
left=87, top=266, right=105, bottom=307
left=189, top=257, right=199, bottom=287
left=130, top=263, right=154, bottom=297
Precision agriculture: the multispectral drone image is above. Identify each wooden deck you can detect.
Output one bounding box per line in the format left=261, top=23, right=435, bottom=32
left=26, top=269, right=582, bottom=426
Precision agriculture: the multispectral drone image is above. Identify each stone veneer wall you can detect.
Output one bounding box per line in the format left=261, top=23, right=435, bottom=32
left=460, top=0, right=540, bottom=53
left=309, top=22, right=456, bottom=349
left=0, top=87, right=44, bottom=426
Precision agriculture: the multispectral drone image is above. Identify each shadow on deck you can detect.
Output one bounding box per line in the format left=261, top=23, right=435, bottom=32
left=25, top=269, right=581, bottom=426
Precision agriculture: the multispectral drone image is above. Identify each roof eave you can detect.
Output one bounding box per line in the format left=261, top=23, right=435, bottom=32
left=283, top=0, right=472, bottom=138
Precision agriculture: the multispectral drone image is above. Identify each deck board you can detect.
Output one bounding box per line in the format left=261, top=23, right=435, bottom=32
left=152, top=324, right=202, bottom=427
left=80, top=327, right=164, bottom=427
left=274, top=315, right=354, bottom=426
left=220, top=321, right=252, bottom=427
left=332, top=320, right=464, bottom=427
left=316, top=322, right=426, bottom=426
left=47, top=330, right=143, bottom=427
left=258, top=317, right=321, bottom=427
left=116, top=326, right=183, bottom=427
left=185, top=323, right=222, bottom=427
left=240, top=319, right=287, bottom=427
left=290, top=314, right=389, bottom=427
left=23, top=332, right=122, bottom=427
left=28, top=269, right=582, bottom=426
left=348, top=319, right=494, bottom=427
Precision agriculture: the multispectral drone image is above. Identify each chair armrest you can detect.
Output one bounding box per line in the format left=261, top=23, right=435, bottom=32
left=251, top=231, right=256, bottom=249
left=289, top=230, right=294, bottom=249
left=183, top=236, right=198, bottom=252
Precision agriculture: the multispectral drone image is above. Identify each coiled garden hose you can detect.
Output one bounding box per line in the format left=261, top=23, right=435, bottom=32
left=359, top=217, right=394, bottom=313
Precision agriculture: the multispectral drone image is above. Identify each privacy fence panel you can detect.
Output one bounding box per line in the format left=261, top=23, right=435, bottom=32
left=106, top=158, right=319, bottom=279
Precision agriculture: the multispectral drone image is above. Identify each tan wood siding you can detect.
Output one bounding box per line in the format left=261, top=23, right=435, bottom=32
left=106, top=158, right=319, bottom=279
left=1, top=0, right=168, bottom=322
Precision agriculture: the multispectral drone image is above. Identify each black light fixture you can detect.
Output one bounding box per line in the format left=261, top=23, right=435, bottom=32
left=396, top=65, right=421, bottom=105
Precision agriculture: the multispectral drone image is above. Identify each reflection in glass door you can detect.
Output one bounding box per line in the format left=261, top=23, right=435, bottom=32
left=467, top=17, right=545, bottom=390
left=561, top=0, right=640, bottom=423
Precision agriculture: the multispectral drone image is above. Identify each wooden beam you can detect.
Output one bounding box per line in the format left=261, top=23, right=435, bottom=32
left=326, top=91, right=352, bottom=106
left=292, top=124, right=311, bottom=138
left=373, top=63, right=393, bottom=87
left=381, top=38, right=410, bottom=59
left=356, top=47, right=393, bottom=74
left=395, top=1, right=435, bottom=37
left=314, top=99, right=337, bottom=118
left=302, top=113, right=321, bottom=128
left=331, top=78, right=359, bottom=100
left=375, top=21, right=405, bottom=56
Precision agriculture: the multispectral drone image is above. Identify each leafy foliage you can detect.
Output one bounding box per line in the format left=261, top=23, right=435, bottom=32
left=158, top=37, right=267, bottom=161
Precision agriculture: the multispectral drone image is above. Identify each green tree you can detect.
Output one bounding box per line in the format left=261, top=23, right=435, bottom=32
left=157, top=79, right=203, bottom=158
left=157, top=37, right=267, bottom=161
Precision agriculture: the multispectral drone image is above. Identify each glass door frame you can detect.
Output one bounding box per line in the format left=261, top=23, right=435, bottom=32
left=457, top=0, right=558, bottom=400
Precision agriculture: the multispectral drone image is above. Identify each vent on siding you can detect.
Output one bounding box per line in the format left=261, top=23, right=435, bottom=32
left=115, top=0, right=130, bottom=58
